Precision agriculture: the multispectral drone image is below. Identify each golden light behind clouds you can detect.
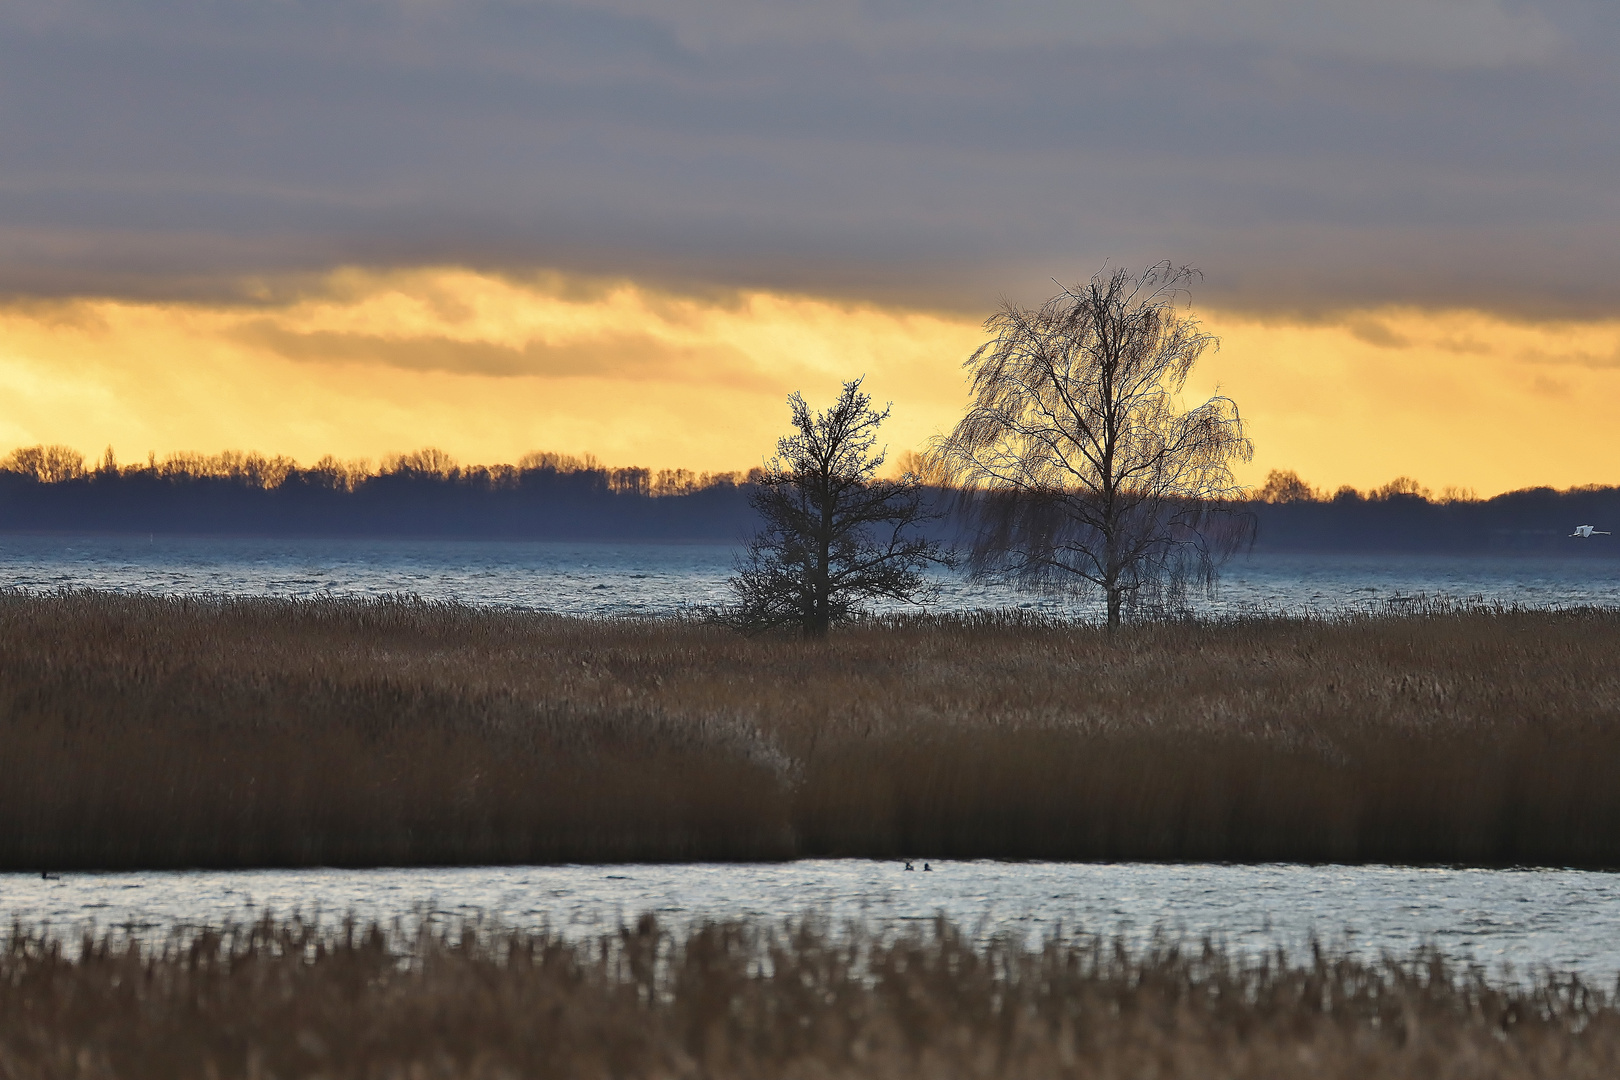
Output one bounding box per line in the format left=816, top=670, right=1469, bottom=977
left=1193, top=309, right=1620, bottom=495
left=0, top=268, right=1616, bottom=495
left=0, top=269, right=982, bottom=476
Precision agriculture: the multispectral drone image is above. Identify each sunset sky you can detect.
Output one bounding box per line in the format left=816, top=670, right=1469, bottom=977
left=2, top=0, right=1618, bottom=495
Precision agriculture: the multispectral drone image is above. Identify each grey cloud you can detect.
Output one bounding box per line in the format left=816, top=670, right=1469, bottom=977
left=1345, top=317, right=1410, bottom=349
left=1517, top=342, right=1620, bottom=369
left=584, top=0, right=1562, bottom=67
left=0, top=0, right=1616, bottom=315
left=233, top=319, right=774, bottom=385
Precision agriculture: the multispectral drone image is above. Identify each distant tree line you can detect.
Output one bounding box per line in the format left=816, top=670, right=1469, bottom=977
left=1248, top=469, right=1620, bottom=555
left=0, top=445, right=759, bottom=541
left=3, top=448, right=1615, bottom=557
left=1, top=444, right=753, bottom=497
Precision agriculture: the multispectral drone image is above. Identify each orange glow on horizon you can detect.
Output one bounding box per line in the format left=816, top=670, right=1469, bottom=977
left=0, top=267, right=1616, bottom=498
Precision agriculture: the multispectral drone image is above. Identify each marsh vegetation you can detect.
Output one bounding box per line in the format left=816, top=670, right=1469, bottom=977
left=4, top=591, right=1620, bottom=869
left=4, top=913, right=1619, bottom=1079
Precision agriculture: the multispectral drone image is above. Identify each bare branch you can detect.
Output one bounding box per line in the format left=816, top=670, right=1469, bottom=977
left=927, top=265, right=1252, bottom=629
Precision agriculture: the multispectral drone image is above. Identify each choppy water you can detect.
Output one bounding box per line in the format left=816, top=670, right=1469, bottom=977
left=1, top=534, right=1617, bottom=617
left=6, top=861, right=1620, bottom=981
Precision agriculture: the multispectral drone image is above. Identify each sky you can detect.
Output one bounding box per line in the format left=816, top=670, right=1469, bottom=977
left=2, top=0, right=1618, bottom=494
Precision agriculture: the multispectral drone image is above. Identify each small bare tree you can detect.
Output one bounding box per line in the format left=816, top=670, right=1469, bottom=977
left=727, top=378, right=952, bottom=638
left=928, top=264, right=1253, bottom=629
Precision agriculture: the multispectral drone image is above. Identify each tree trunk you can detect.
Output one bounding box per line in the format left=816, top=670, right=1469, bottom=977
left=804, top=555, right=830, bottom=638
left=1104, top=519, right=1123, bottom=631
left=807, top=475, right=834, bottom=638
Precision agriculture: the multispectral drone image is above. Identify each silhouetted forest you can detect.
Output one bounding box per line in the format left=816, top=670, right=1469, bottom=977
left=1245, top=470, right=1620, bottom=556
left=0, top=446, right=758, bottom=541
left=0, top=448, right=1616, bottom=553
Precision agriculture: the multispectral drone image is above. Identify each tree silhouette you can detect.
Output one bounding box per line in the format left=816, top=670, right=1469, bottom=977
left=1258, top=470, right=1317, bottom=503
left=3, top=445, right=86, bottom=483
left=929, top=264, right=1252, bottom=629
left=727, top=379, right=952, bottom=637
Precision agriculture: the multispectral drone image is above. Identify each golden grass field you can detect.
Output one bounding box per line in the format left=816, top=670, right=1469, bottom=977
left=4, top=913, right=1617, bottom=1079
left=3, top=590, right=1620, bottom=868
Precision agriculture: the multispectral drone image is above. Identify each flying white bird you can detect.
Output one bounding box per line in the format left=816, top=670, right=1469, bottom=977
left=1570, top=525, right=1611, bottom=538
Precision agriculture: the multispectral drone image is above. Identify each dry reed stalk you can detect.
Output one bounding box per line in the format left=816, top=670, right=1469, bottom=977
left=3, top=914, right=1619, bottom=1079
left=3, top=591, right=1620, bottom=867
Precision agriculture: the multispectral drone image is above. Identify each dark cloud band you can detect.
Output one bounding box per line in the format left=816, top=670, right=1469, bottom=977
left=1, top=1, right=1614, bottom=315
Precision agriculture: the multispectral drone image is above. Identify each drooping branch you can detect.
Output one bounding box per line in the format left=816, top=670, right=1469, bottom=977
left=928, top=264, right=1253, bottom=628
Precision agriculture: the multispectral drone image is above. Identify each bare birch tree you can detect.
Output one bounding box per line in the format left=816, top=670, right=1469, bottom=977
left=727, top=378, right=952, bottom=638
left=928, top=264, right=1253, bottom=629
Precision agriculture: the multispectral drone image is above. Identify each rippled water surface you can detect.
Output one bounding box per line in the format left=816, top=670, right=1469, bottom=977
left=2, top=534, right=1618, bottom=616
left=7, top=861, right=1620, bottom=980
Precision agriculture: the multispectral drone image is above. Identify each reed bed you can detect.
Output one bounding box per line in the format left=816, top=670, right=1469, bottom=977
left=3, top=590, right=1620, bottom=868
left=4, top=913, right=1619, bottom=1079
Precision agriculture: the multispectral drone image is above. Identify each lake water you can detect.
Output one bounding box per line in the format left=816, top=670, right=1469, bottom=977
left=1, top=533, right=1618, bottom=618
left=4, top=535, right=1620, bottom=980
left=6, top=860, right=1620, bottom=982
